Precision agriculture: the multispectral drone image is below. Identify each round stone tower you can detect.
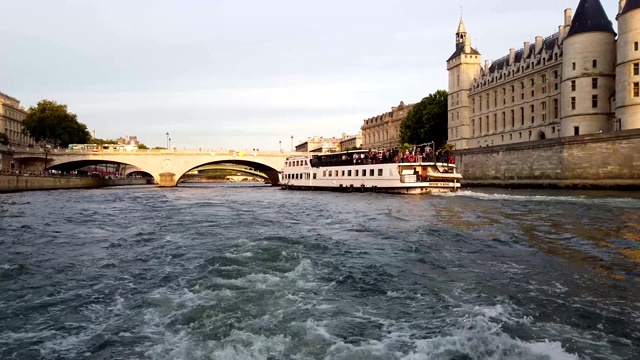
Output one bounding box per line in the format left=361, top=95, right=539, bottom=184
left=615, top=0, right=640, bottom=130
left=560, top=0, right=616, bottom=137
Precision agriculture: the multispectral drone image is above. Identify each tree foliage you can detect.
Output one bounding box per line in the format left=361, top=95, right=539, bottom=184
left=22, top=100, right=91, bottom=147
left=399, top=90, right=449, bottom=149
left=89, top=138, right=117, bottom=145
left=138, top=143, right=149, bottom=149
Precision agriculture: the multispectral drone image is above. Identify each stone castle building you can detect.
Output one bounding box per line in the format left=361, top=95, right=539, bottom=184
left=361, top=101, right=414, bottom=149
left=447, top=0, right=640, bottom=150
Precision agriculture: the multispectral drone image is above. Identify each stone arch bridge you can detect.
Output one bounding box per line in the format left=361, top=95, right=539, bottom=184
left=12, top=149, right=296, bottom=187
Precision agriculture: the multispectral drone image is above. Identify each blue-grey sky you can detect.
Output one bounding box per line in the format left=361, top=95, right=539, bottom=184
left=0, top=0, right=619, bottom=150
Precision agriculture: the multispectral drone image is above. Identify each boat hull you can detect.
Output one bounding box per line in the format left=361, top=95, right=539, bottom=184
left=281, top=183, right=460, bottom=195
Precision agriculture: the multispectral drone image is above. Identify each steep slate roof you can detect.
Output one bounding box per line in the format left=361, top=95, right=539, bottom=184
left=621, top=0, right=640, bottom=15
left=566, top=0, right=615, bottom=37
left=447, top=43, right=481, bottom=62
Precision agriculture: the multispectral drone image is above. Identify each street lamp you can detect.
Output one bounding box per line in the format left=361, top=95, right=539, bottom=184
left=166, top=132, right=169, bottom=149
left=290, top=135, right=293, bottom=152
left=279, top=140, right=282, bottom=152
left=168, top=137, right=171, bottom=150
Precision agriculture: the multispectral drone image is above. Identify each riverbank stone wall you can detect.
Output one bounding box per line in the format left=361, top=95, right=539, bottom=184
left=455, top=129, right=640, bottom=189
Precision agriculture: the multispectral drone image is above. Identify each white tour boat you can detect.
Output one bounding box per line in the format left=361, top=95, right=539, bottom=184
left=281, top=149, right=462, bottom=194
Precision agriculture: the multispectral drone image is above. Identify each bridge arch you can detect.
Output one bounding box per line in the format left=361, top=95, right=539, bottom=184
left=19, top=150, right=290, bottom=187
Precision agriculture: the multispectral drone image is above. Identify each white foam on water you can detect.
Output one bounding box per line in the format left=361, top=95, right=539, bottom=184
left=223, top=252, right=253, bottom=258
left=144, top=329, right=291, bottom=360
left=440, top=190, right=640, bottom=209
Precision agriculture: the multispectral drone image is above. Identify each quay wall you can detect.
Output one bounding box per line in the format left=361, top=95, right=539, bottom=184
left=455, top=129, right=640, bottom=189
left=0, top=175, right=149, bottom=193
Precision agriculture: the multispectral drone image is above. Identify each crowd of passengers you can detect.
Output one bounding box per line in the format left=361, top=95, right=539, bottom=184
left=344, top=147, right=453, bottom=165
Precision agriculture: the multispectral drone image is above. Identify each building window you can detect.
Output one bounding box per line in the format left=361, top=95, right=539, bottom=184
left=520, top=107, right=524, bottom=125
left=592, top=78, right=598, bottom=89
left=571, top=97, right=576, bottom=110
left=472, top=119, right=475, bottom=135
left=592, top=59, right=597, bottom=68
left=574, top=126, right=580, bottom=136
left=494, top=114, right=497, bottom=131
left=571, top=80, right=576, bottom=91
left=511, top=110, right=515, bottom=127
left=572, top=62, right=576, bottom=71
left=553, top=99, right=559, bottom=118
left=552, top=126, right=556, bottom=134
left=555, top=83, right=559, bottom=91
left=530, top=104, right=535, bottom=124
left=633, top=63, right=639, bottom=76
left=633, top=82, right=639, bottom=97
left=510, top=134, right=513, bottom=140
left=592, top=95, right=598, bottom=108
left=635, top=42, right=639, bottom=51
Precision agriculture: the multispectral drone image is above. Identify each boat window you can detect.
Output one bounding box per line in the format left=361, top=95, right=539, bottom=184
left=341, top=170, right=345, bottom=177
left=348, top=170, right=352, bottom=176
left=362, top=170, right=366, bottom=177
left=313, top=173, right=316, bottom=179
left=378, top=169, right=383, bottom=176
left=323, top=170, right=326, bottom=177
left=355, top=170, right=359, bottom=176
left=369, top=169, right=375, bottom=176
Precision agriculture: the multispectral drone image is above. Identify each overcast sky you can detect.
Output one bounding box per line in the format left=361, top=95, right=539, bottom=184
left=0, top=0, right=619, bottom=150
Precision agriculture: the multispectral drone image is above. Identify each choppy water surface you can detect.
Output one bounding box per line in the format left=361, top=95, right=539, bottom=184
left=1, top=184, right=639, bottom=359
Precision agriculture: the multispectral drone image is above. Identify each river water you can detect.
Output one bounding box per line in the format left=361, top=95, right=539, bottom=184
left=1, top=184, right=639, bottom=360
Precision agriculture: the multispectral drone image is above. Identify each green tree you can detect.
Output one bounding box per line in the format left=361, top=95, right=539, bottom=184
left=399, top=90, right=448, bottom=148
left=0, top=132, right=8, bottom=145
left=137, top=143, right=149, bottom=149
left=89, top=138, right=117, bottom=145
left=22, top=99, right=91, bottom=147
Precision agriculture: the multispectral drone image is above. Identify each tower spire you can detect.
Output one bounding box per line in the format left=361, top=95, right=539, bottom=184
left=456, top=17, right=467, bottom=46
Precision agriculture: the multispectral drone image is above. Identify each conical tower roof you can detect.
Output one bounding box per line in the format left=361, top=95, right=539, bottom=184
left=566, top=0, right=615, bottom=38
left=456, top=18, right=466, bottom=34
left=621, top=0, right=640, bottom=15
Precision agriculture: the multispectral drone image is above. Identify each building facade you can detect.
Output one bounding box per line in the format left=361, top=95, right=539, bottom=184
left=447, top=0, right=640, bottom=150
left=294, top=136, right=341, bottom=153
left=339, top=132, right=363, bottom=150
left=361, top=101, right=414, bottom=149
left=0, top=92, right=32, bottom=147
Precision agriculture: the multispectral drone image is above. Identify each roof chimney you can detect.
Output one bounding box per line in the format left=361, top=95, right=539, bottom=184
left=535, top=36, right=543, bottom=54
left=509, top=48, right=516, bottom=64
left=523, top=41, right=531, bottom=58
left=484, top=60, right=490, bottom=72
left=564, top=8, right=572, bottom=26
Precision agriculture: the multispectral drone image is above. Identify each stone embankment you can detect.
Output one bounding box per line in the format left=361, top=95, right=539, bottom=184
left=0, top=175, right=149, bottom=193
left=455, top=129, right=640, bottom=190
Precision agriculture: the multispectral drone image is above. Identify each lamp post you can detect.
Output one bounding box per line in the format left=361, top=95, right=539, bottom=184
left=279, top=140, right=282, bottom=152
left=168, top=137, right=171, bottom=150
left=290, top=135, right=293, bottom=152
left=166, top=132, right=169, bottom=149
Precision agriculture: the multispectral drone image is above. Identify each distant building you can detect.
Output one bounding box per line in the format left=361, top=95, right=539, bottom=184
left=339, top=132, right=363, bottom=151
left=446, top=0, right=640, bottom=150
left=360, top=101, right=414, bottom=149
left=0, top=92, right=33, bottom=147
left=295, top=136, right=342, bottom=153
left=116, top=135, right=139, bottom=145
